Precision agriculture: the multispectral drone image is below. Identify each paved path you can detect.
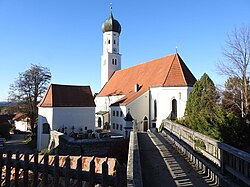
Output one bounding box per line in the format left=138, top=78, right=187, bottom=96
left=138, top=132, right=217, bottom=187
left=2, top=134, right=35, bottom=154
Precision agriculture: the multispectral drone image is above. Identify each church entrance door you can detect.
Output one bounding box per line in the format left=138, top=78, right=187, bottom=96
left=143, top=121, right=148, bottom=131
left=143, top=116, right=148, bottom=131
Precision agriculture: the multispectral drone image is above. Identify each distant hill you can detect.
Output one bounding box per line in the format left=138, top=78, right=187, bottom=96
left=0, top=102, right=17, bottom=107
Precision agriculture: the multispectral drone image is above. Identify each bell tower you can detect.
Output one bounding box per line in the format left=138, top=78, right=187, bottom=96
left=101, top=4, right=122, bottom=88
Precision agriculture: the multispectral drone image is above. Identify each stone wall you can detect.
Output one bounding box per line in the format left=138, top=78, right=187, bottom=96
left=56, top=135, right=129, bottom=163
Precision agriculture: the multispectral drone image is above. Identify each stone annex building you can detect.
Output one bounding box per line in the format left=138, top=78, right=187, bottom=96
left=37, top=6, right=196, bottom=150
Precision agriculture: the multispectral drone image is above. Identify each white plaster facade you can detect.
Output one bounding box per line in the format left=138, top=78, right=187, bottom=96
left=95, top=95, right=124, bottom=128
left=15, top=121, right=28, bottom=132
left=104, top=86, right=192, bottom=135
left=126, top=91, right=150, bottom=131
left=95, top=95, right=125, bottom=113
left=110, top=106, right=126, bottom=134
left=37, top=107, right=53, bottom=151
left=149, top=86, right=193, bottom=128
left=101, top=31, right=121, bottom=88
left=37, top=107, right=95, bottom=151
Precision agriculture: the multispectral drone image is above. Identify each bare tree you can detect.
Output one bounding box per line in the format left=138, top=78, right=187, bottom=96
left=221, top=77, right=242, bottom=117
left=218, top=25, right=250, bottom=119
left=9, top=64, right=51, bottom=132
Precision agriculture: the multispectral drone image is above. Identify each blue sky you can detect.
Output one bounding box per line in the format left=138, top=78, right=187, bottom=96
left=0, top=0, right=249, bottom=101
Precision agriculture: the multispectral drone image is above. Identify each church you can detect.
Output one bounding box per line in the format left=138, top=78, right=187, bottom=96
left=36, top=6, right=197, bottom=150
left=95, top=7, right=196, bottom=137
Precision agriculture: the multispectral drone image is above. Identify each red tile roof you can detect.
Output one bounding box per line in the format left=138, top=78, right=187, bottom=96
left=98, top=53, right=196, bottom=105
left=12, top=113, right=27, bottom=121
left=38, top=84, right=96, bottom=107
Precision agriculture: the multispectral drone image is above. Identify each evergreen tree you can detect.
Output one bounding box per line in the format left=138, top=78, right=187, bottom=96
left=184, top=73, right=225, bottom=140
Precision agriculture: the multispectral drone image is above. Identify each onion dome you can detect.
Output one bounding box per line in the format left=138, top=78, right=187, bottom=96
left=102, top=6, right=121, bottom=34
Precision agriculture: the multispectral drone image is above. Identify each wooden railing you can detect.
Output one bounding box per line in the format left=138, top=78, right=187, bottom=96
left=0, top=151, right=127, bottom=187
left=162, top=119, right=250, bottom=186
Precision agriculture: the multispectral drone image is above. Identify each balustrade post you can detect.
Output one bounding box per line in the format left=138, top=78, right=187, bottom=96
left=89, top=157, right=95, bottom=187
left=76, top=156, right=82, bottom=187
left=170, top=121, right=173, bottom=133
left=192, top=131, right=195, bottom=150
left=220, top=148, right=226, bottom=174
left=15, top=151, right=20, bottom=187
left=102, top=159, right=108, bottom=187
left=0, top=151, right=2, bottom=185
left=23, top=152, right=29, bottom=187
left=179, top=126, right=181, bottom=140
left=115, top=162, right=121, bottom=187
left=64, top=156, right=70, bottom=186
left=33, top=152, right=38, bottom=187
left=5, top=151, right=12, bottom=187
left=53, top=154, right=59, bottom=187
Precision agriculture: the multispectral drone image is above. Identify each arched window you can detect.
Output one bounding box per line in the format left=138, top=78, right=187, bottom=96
left=154, top=100, right=157, bottom=119
left=42, top=123, right=50, bottom=134
left=98, top=117, right=102, bottom=127
left=108, top=40, right=110, bottom=44
left=112, top=59, right=117, bottom=65
left=114, top=40, right=116, bottom=44
left=171, top=99, right=177, bottom=120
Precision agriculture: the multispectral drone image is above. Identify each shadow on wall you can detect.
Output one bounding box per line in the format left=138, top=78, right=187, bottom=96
left=38, top=115, right=51, bottom=151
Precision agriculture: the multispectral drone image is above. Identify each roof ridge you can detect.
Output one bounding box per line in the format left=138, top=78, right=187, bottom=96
left=37, top=84, right=52, bottom=107
left=38, top=84, right=95, bottom=107
left=162, top=54, right=177, bottom=85
left=177, top=54, right=197, bottom=86
left=116, top=53, right=176, bottom=73
left=111, top=88, right=148, bottom=106
left=176, top=53, right=188, bottom=85
left=52, top=83, right=90, bottom=88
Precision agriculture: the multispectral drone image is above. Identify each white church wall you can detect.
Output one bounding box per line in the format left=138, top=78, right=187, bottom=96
left=15, top=121, right=28, bottom=132
left=37, top=107, right=53, bottom=151
left=95, top=95, right=125, bottom=112
left=150, top=86, right=192, bottom=128
left=95, top=95, right=125, bottom=127
left=37, top=107, right=95, bottom=151
left=52, top=107, right=95, bottom=132
left=127, top=91, right=150, bottom=131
